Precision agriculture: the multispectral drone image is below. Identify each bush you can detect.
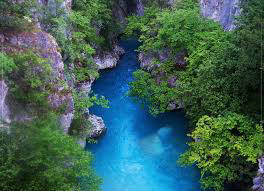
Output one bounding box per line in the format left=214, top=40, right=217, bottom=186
left=6, top=51, right=53, bottom=110
left=179, top=113, right=263, bottom=191
left=0, top=52, right=17, bottom=79
left=0, top=114, right=102, bottom=191
left=0, top=0, right=37, bottom=31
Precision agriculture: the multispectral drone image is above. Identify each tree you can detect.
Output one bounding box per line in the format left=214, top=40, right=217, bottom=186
left=0, top=114, right=102, bottom=191
left=179, top=113, right=263, bottom=191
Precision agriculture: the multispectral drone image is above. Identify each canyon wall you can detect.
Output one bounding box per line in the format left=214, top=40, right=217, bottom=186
left=0, top=29, right=74, bottom=133
left=200, top=0, right=241, bottom=30
left=0, top=0, right=125, bottom=145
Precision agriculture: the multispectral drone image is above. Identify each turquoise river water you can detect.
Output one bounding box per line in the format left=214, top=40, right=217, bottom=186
left=87, top=39, right=202, bottom=191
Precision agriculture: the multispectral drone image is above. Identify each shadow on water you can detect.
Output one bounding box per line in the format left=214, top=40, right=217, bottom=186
left=86, top=38, right=202, bottom=191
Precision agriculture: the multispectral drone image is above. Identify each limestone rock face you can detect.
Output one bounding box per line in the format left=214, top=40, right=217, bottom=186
left=88, top=115, right=107, bottom=139
left=253, top=157, right=264, bottom=191
left=136, top=0, right=144, bottom=16
left=36, top=0, right=72, bottom=32
left=0, top=31, right=73, bottom=133
left=112, top=0, right=129, bottom=30
left=0, top=80, right=11, bottom=124
left=138, top=52, right=158, bottom=71
left=78, top=79, right=95, bottom=96
left=200, top=0, right=241, bottom=30
left=94, top=45, right=125, bottom=70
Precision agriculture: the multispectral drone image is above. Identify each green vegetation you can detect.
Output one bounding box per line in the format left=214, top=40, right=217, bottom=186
left=70, top=91, right=109, bottom=138
left=0, top=1, right=117, bottom=190
left=1, top=0, right=263, bottom=190
left=0, top=0, right=37, bottom=31
left=0, top=114, right=101, bottom=191
left=126, top=0, right=264, bottom=190
left=0, top=52, right=17, bottom=78
left=1, top=51, right=53, bottom=111
left=129, top=69, right=180, bottom=115
left=41, top=0, right=119, bottom=84
left=179, top=113, right=263, bottom=191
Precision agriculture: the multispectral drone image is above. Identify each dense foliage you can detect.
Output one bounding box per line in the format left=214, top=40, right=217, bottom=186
left=0, top=0, right=37, bottom=31
left=41, top=0, right=119, bottom=84
left=126, top=0, right=264, bottom=190
left=179, top=113, right=263, bottom=191
left=1, top=0, right=263, bottom=190
left=1, top=51, right=54, bottom=111
left=126, top=0, right=262, bottom=121
left=0, top=114, right=101, bottom=191
left=0, top=1, right=116, bottom=190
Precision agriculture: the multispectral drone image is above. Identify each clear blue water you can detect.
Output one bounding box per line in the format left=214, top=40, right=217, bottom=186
left=87, top=39, right=201, bottom=191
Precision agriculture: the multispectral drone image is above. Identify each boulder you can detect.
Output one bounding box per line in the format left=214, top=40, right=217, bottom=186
left=94, top=45, right=125, bottom=70
left=88, top=115, right=107, bottom=138
left=138, top=52, right=157, bottom=71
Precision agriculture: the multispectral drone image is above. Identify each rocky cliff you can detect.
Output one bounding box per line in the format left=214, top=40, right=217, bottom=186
left=0, top=30, right=74, bottom=133
left=200, top=0, right=241, bottom=30
left=253, top=157, right=264, bottom=191
left=0, top=0, right=109, bottom=141
left=0, top=0, right=129, bottom=148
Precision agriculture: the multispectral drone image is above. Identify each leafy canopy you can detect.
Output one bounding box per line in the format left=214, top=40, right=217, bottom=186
left=0, top=114, right=101, bottom=191
left=179, top=113, right=263, bottom=191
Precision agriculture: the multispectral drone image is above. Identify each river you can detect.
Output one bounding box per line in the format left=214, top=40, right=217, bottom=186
left=87, top=39, right=201, bottom=191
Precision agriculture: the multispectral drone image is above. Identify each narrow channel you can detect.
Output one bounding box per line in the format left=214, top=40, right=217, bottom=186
left=87, top=39, right=201, bottom=191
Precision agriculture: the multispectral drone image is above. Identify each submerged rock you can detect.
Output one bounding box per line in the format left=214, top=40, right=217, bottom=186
left=140, top=133, right=164, bottom=155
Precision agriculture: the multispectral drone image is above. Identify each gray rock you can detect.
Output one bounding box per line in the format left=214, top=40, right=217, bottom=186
left=94, top=45, right=125, bottom=70
left=167, top=101, right=184, bottom=111
left=36, top=0, right=72, bottom=32
left=136, top=0, right=144, bottom=16
left=78, top=78, right=95, bottom=96
left=0, top=31, right=73, bottom=133
left=60, top=112, right=74, bottom=133
left=112, top=0, right=128, bottom=31
left=168, top=76, right=177, bottom=88
left=0, top=80, right=11, bottom=124
left=138, top=52, right=157, bottom=71
left=77, top=137, right=86, bottom=148
left=174, top=50, right=187, bottom=67
left=200, top=0, right=241, bottom=31
left=88, top=115, right=107, bottom=138
left=139, top=49, right=186, bottom=71
left=167, top=0, right=175, bottom=6
left=253, top=156, right=264, bottom=191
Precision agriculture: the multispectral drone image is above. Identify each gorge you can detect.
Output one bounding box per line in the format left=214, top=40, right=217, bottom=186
left=87, top=39, right=201, bottom=191
left=0, top=0, right=263, bottom=191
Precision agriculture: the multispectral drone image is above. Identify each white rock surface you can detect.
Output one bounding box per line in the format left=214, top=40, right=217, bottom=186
left=0, top=80, right=11, bottom=124
left=88, top=114, right=107, bottom=138
left=94, top=45, right=125, bottom=70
